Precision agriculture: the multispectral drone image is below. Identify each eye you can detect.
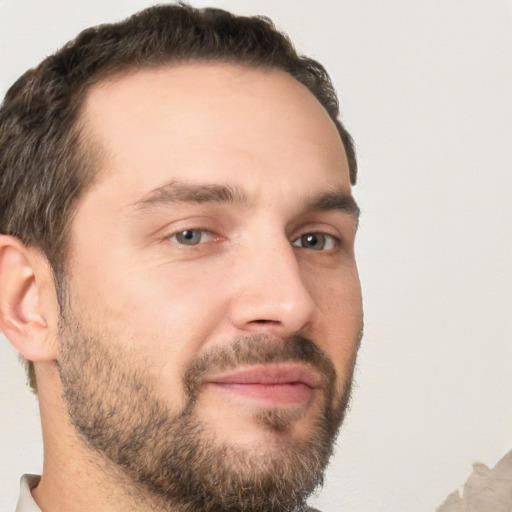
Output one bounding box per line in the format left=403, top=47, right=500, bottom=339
left=169, top=229, right=214, bottom=246
left=292, top=233, right=338, bottom=251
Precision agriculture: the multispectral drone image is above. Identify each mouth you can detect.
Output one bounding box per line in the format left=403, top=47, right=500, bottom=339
left=205, top=363, right=321, bottom=406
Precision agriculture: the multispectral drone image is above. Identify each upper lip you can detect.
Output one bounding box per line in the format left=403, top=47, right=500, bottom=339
left=206, top=363, right=321, bottom=388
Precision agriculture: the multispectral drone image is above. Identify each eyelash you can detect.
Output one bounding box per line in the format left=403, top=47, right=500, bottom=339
left=167, top=228, right=340, bottom=251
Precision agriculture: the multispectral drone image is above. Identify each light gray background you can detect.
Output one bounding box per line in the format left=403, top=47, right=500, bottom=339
left=1, top=1, right=511, bottom=511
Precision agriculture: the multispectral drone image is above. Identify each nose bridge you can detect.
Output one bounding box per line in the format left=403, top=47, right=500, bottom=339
left=229, top=227, right=317, bottom=334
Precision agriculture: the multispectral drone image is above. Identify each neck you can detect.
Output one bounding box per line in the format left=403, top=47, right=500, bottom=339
left=32, top=363, right=180, bottom=512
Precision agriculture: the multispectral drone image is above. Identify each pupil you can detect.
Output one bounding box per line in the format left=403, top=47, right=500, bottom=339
left=306, top=234, right=318, bottom=246
left=302, top=234, right=325, bottom=250
left=183, top=230, right=194, bottom=239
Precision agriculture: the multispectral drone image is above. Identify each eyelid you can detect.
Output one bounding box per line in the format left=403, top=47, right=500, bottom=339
left=154, top=214, right=222, bottom=241
left=290, top=220, right=343, bottom=241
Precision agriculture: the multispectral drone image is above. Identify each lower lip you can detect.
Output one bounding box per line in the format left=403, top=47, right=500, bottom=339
left=208, top=382, right=314, bottom=405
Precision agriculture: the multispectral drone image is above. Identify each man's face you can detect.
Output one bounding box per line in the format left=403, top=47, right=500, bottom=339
left=58, top=64, right=362, bottom=510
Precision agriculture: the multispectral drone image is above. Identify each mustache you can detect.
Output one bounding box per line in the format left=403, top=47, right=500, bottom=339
left=182, top=333, right=337, bottom=401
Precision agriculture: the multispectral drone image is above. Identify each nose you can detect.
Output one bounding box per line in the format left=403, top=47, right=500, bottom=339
left=228, top=233, right=317, bottom=336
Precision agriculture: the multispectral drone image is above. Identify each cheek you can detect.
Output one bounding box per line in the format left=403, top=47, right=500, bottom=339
left=308, top=266, right=362, bottom=376
left=105, top=261, right=231, bottom=355
left=66, top=257, right=232, bottom=405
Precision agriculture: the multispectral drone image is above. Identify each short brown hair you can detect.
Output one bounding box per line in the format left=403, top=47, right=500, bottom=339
left=0, top=4, right=357, bottom=391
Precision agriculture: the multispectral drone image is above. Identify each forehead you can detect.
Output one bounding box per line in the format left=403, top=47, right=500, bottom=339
left=79, top=63, right=350, bottom=204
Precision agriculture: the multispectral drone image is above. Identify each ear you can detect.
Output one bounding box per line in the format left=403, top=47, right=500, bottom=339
left=0, top=235, right=59, bottom=362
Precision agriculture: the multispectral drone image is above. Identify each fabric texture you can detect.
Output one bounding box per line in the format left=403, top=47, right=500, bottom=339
left=16, top=475, right=41, bottom=512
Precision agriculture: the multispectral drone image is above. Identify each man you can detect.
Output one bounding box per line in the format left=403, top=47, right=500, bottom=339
left=0, top=4, right=362, bottom=512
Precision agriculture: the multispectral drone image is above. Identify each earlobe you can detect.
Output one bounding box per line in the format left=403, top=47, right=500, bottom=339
left=0, top=235, right=58, bottom=362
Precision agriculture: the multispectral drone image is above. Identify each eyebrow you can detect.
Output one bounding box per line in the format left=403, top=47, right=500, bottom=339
left=131, top=180, right=360, bottom=222
left=133, top=181, right=249, bottom=211
left=306, top=191, right=360, bottom=223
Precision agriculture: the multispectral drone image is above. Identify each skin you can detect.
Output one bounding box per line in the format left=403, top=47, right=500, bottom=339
left=0, top=63, right=362, bottom=511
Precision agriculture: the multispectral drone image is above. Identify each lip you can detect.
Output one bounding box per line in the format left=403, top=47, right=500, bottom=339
left=205, top=363, right=321, bottom=405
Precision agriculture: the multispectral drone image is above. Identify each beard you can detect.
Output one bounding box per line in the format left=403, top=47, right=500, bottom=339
left=57, top=305, right=357, bottom=512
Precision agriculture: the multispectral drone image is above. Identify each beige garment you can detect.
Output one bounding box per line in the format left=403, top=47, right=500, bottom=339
left=16, top=475, right=41, bottom=512
left=437, top=450, right=512, bottom=512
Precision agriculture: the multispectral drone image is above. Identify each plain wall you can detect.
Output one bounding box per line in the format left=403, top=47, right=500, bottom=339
left=1, top=1, right=511, bottom=511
